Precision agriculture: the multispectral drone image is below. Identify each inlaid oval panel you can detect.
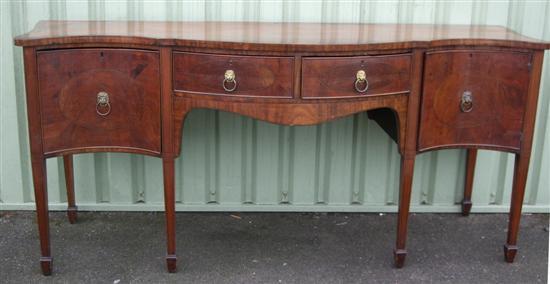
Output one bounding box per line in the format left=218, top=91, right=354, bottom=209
left=418, top=50, right=531, bottom=152
left=37, top=48, right=161, bottom=155
left=58, top=69, right=145, bottom=130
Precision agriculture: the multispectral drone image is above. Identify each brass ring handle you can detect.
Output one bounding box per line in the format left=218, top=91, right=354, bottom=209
left=354, top=70, right=369, bottom=93
left=223, top=69, right=237, bottom=92
left=460, top=91, right=473, bottom=113
left=96, top=91, right=111, bottom=116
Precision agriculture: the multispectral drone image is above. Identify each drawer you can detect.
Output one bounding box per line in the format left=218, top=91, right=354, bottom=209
left=173, top=52, right=294, bottom=98
left=301, top=54, right=411, bottom=99
left=418, top=50, right=531, bottom=152
left=37, top=49, right=161, bottom=155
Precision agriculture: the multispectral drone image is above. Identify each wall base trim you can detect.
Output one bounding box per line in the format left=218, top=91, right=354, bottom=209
left=1, top=203, right=549, bottom=213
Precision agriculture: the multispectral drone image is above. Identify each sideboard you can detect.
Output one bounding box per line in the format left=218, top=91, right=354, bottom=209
left=14, top=21, right=549, bottom=275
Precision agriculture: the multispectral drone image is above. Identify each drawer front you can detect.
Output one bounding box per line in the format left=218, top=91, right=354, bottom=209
left=301, top=54, right=411, bottom=99
left=37, top=49, right=161, bottom=155
left=173, top=52, right=294, bottom=98
left=418, top=50, right=531, bottom=152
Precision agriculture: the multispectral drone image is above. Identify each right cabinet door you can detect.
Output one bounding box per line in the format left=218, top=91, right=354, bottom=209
left=418, top=50, right=532, bottom=152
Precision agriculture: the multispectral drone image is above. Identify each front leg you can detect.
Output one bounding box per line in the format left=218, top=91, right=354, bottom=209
left=504, top=153, right=531, bottom=262
left=162, top=157, right=177, bottom=272
left=503, top=50, right=543, bottom=263
left=31, top=156, right=52, bottom=275
left=394, top=155, right=415, bottom=268
left=394, top=49, right=423, bottom=268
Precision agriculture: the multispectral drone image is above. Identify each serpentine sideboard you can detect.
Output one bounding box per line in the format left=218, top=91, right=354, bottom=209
left=14, top=21, right=549, bottom=275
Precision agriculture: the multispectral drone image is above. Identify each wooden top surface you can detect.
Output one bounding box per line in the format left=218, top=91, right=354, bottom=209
left=14, top=20, right=550, bottom=51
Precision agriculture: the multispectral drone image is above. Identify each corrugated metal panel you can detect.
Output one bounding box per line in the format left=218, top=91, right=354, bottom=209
left=0, top=0, right=549, bottom=213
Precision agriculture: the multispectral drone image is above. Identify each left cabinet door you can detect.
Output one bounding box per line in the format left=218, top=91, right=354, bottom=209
left=37, top=49, right=161, bottom=156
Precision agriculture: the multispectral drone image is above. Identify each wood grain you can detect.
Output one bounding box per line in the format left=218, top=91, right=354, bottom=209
left=173, top=52, right=294, bottom=98
left=23, top=46, right=52, bottom=276
left=14, top=21, right=550, bottom=51
left=418, top=50, right=531, bottom=153
left=301, top=54, right=411, bottom=99
left=37, top=48, right=162, bottom=156
left=504, top=50, right=545, bottom=263
left=394, top=49, right=424, bottom=268
left=14, top=21, right=550, bottom=274
left=160, top=47, right=177, bottom=272
left=172, top=93, right=409, bottom=157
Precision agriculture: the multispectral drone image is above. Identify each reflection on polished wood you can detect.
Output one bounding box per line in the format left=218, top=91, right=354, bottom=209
left=14, top=21, right=550, bottom=275
left=15, top=20, right=550, bottom=50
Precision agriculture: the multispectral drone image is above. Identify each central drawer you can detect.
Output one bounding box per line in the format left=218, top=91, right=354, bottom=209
left=173, top=52, right=294, bottom=98
left=301, top=54, right=412, bottom=99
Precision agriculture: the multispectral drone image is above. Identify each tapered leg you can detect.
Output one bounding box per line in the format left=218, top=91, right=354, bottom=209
left=504, top=153, right=531, bottom=263
left=461, top=149, right=477, bottom=216
left=394, top=155, right=415, bottom=268
left=31, top=157, right=52, bottom=275
left=63, top=155, right=77, bottom=224
left=162, top=157, right=177, bottom=272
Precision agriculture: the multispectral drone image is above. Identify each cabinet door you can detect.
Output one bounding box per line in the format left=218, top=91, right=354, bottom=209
left=37, top=49, right=161, bottom=156
left=418, top=50, right=531, bottom=152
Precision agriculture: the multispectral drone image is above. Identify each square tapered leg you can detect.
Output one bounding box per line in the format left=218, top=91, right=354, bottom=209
left=163, top=157, right=177, bottom=272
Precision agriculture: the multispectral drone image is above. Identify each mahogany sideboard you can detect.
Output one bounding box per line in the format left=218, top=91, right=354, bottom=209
left=14, top=21, right=550, bottom=275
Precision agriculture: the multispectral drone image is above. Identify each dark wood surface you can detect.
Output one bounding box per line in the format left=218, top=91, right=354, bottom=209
left=160, top=47, right=177, bottom=272
left=37, top=48, right=162, bottom=156
left=14, top=21, right=550, bottom=275
left=461, top=149, right=477, bottom=216
left=63, top=155, right=77, bottom=224
left=301, top=54, right=411, bottom=99
left=393, top=49, right=424, bottom=268
left=504, top=50, right=545, bottom=263
left=418, top=50, right=531, bottom=153
left=172, top=94, right=409, bottom=157
left=14, top=21, right=550, bottom=51
left=23, top=46, right=52, bottom=276
left=173, top=52, right=294, bottom=98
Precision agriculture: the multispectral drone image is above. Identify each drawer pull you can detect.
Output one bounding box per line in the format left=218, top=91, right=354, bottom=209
left=354, top=70, right=369, bottom=93
left=223, top=69, right=237, bottom=92
left=96, top=91, right=111, bottom=116
left=460, top=91, right=473, bottom=113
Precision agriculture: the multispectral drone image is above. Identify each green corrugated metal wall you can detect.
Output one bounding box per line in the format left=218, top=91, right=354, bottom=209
left=0, top=0, right=549, bottom=213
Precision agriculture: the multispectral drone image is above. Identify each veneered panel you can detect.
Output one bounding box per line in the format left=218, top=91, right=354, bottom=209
left=419, top=50, right=531, bottom=152
left=37, top=49, right=161, bottom=155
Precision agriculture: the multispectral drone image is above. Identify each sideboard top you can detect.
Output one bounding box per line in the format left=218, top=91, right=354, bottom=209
left=14, top=20, right=550, bottom=51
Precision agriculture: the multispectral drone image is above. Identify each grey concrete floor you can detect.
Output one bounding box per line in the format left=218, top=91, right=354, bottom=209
left=0, top=211, right=548, bottom=284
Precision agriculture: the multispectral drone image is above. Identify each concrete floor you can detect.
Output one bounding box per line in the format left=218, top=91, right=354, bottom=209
left=0, top=211, right=547, bottom=283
